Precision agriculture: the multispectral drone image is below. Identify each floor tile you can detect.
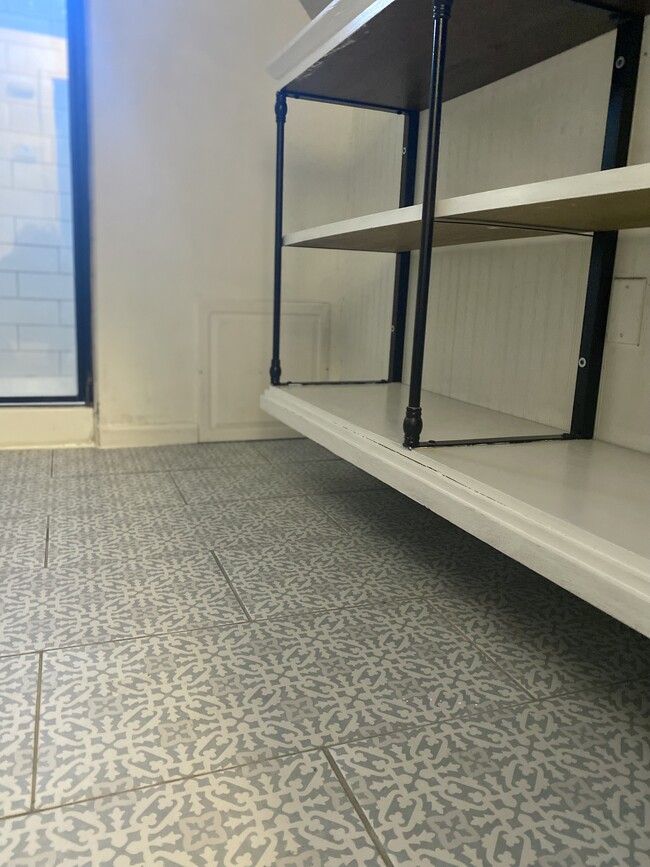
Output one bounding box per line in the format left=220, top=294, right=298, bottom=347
left=35, top=601, right=527, bottom=808
left=190, top=495, right=346, bottom=551
left=172, top=464, right=303, bottom=504
left=0, top=752, right=381, bottom=866
left=311, top=489, right=469, bottom=541
left=0, top=449, right=51, bottom=480
left=284, top=460, right=385, bottom=495
left=52, top=442, right=266, bottom=476
left=0, top=516, right=46, bottom=569
left=215, top=527, right=543, bottom=621
left=331, top=680, right=650, bottom=867
left=217, top=535, right=469, bottom=619
left=2, top=472, right=184, bottom=517
left=445, top=588, right=650, bottom=699
left=253, top=437, right=337, bottom=464
left=0, top=654, right=38, bottom=819
left=48, top=505, right=203, bottom=567
left=153, top=442, right=269, bottom=470
left=0, top=554, right=246, bottom=655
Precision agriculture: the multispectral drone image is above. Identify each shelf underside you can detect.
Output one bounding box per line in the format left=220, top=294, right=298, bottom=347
left=270, top=0, right=650, bottom=110
left=261, top=382, right=650, bottom=637
left=284, top=164, right=650, bottom=252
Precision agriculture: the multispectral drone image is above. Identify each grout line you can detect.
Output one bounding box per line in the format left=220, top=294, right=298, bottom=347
left=168, top=472, right=189, bottom=506
left=2, top=671, right=648, bottom=824
left=323, top=748, right=395, bottom=867
left=6, top=743, right=322, bottom=821
left=29, top=652, right=44, bottom=813
left=435, top=612, right=540, bottom=703
left=49, top=451, right=54, bottom=478
left=43, top=517, right=50, bottom=569
left=211, top=551, right=253, bottom=622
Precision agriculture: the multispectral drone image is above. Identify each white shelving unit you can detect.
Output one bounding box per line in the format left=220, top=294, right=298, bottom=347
left=263, top=0, right=650, bottom=636
left=262, top=384, right=650, bottom=637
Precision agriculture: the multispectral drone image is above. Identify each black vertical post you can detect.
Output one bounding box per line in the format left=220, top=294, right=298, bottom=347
left=270, top=92, right=288, bottom=386
left=67, top=0, right=93, bottom=404
left=402, top=1, right=452, bottom=448
left=570, top=16, right=643, bottom=438
left=388, top=110, right=419, bottom=382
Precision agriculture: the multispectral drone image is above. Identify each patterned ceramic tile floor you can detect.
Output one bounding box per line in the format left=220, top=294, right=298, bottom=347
left=0, top=440, right=648, bottom=866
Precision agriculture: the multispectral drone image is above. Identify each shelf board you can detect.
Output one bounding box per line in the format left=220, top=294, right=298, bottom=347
left=284, top=164, right=650, bottom=252
left=261, top=382, right=650, bottom=637
left=269, top=0, right=650, bottom=110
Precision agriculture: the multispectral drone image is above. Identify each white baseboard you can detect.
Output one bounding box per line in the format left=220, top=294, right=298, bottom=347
left=0, top=407, right=95, bottom=449
left=97, top=423, right=198, bottom=448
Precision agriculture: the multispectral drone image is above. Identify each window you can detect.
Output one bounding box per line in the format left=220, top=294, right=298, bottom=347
left=0, top=0, right=91, bottom=403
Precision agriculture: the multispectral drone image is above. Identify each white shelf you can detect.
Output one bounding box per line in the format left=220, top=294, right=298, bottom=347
left=284, top=164, right=650, bottom=252
left=261, top=382, right=650, bottom=637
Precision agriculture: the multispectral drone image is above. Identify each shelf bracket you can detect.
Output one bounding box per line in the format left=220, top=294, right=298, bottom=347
left=402, top=0, right=453, bottom=448
left=570, top=16, right=644, bottom=439
left=270, top=92, right=288, bottom=386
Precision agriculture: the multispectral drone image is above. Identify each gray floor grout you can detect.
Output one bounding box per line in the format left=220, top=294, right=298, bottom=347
left=29, top=652, right=44, bottom=813
left=3, top=442, right=649, bottom=860
left=167, top=471, right=189, bottom=505
left=323, top=747, right=395, bottom=867
left=7, top=671, right=649, bottom=827
left=210, top=550, right=253, bottom=622
left=43, top=517, right=50, bottom=570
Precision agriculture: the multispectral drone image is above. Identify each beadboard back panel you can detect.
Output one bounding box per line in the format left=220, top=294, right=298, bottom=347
left=402, top=18, right=650, bottom=451
left=283, top=98, right=403, bottom=382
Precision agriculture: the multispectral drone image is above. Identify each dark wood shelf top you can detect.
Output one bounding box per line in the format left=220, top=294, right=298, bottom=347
left=270, top=0, right=650, bottom=110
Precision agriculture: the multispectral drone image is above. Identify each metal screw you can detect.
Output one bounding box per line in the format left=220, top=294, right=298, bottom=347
left=403, top=147, right=407, bottom=155
left=578, top=357, right=587, bottom=369
left=616, top=56, right=625, bottom=69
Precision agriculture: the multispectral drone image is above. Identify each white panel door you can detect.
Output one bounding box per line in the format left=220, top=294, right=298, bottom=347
left=199, top=300, right=330, bottom=442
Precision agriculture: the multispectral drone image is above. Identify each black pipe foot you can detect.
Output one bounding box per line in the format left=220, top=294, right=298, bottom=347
left=403, top=405, right=423, bottom=449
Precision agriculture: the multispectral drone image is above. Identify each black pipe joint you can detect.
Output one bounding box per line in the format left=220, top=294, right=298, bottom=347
left=403, top=405, right=423, bottom=449
left=270, top=360, right=282, bottom=386
left=275, top=93, right=288, bottom=124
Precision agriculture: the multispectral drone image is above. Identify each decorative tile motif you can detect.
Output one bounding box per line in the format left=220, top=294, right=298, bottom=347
left=284, top=461, right=384, bottom=495
left=215, top=520, right=550, bottom=621
left=48, top=505, right=203, bottom=567
left=444, top=588, right=650, bottom=698
left=52, top=442, right=266, bottom=476
left=172, top=464, right=304, bottom=504
left=217, top=535, right=473, bottom=619
left=191, top=496, right=346, bottom=551
left=332, top=681, right=650, bottom=867
left=311, top=489, right=468, bottom=542
left=0, top=449, right=51, bottom=479
left=253, top=438, right=337, bottom=464
left=0, top=517, right=46, bottom=569
left=0, top=555, right=246, bottom=655
left=0, top=654, right=38, bottom=818
left=0, top=752, right=380, bottom=866
left=35, top=601, right=527, bottom=808
left=2, top=473, right=184, bottom=517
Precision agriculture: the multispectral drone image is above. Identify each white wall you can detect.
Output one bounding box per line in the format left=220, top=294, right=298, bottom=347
left=89, top=0, right=295, bottom=445
left=89, top=0, right=402, bottom=446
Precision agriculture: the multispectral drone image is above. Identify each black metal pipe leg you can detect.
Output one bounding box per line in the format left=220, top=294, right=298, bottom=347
left=570, top=16, right=643, bottom=438
left=402, top=0, right=453, bottom=448
left=270, top=92, right=287, bottom=386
